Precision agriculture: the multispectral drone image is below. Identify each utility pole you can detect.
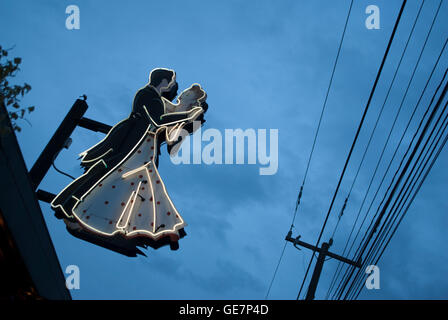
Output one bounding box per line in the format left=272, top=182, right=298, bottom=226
left=285, top=231, right=361, bottom=300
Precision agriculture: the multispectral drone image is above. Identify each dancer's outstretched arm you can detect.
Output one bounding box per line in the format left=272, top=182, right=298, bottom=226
left=143, top=104, right=203, bottom=127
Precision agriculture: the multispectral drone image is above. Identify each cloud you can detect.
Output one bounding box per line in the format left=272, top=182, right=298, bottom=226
left=186, top=259, right=265, bottom=297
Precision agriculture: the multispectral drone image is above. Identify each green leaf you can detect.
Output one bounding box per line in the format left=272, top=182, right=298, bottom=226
left=13, top=57, right=21, bottom=65
left=28, top=106, right=35, bottom=112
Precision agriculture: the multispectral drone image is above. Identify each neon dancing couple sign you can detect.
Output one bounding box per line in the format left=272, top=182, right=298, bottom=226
left=51, top=68, right=208, bottom=256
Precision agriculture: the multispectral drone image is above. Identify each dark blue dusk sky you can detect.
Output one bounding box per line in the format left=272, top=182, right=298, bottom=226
left=1, top=0, right=447, bottom=299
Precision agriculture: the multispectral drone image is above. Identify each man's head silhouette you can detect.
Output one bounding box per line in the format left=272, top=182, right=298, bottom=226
left=149, top=68, right=178, bottom=101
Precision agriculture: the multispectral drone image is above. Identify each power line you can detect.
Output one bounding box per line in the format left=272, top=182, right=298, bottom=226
left=264, top=241, right=288, bottom=299
left=338, top=70, right=448, bottom=300
left=334, top=2, right=446, bottom=297
left=291, top=0, right=354, bottom=229
left=353, top=112, right=448, bottom=299
left=297, top=0, right=408, bottom=300
left=329, top=39, right=448, bottom=299
left=348, top=98, right=448, bottom=299
left=333, top=66, right=448, bottom=300
left=327, top=0, right=426, bottom=255
left=299, top=0, right=354, bottom=190
left=350, top=101, right=448, bottom=299
left=327, top=2, right=445, bottom=298
left=334, top=68, right=447, bottom=299
left=346, top=87, right=448, bottom=299
left=264, top=0, right=354, bottom=300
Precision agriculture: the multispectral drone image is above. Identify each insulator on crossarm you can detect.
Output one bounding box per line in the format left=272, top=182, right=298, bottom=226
left=339, top=197, right=348, bottom=219
left=295, top=185, right=303, bottom=210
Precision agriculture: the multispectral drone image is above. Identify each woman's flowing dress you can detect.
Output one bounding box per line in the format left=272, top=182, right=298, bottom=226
left=71, top=126, right=186, bottom=241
